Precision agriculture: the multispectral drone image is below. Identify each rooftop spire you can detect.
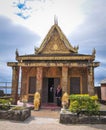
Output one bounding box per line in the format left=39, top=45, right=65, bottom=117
left=54, top=15, right=58, bottom=25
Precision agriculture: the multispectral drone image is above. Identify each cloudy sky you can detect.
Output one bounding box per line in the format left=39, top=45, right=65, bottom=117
left=0, top=0, right=106, bottom=86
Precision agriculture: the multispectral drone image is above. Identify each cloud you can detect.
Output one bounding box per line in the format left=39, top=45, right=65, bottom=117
left=69, top=0, right=106, bottom=85
left=0, top=15, right=40, bottom=81
left=12, top=0, right=50, bottom=19
left=13, top=0, right=32, bottom=19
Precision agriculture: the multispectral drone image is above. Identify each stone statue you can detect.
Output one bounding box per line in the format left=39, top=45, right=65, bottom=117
left=61, top=92, right=69, bottom=109
left=22, top=95, right=28, bottom=107
left=33, top=92, right=40, bottom=111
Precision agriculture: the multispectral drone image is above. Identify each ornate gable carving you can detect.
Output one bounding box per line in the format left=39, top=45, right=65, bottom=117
left=42, top=29, right=70, bottom=54
left=36, top=24, right=78, bottom=54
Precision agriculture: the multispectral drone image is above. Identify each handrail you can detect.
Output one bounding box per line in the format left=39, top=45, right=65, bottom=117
left=0, top=82, right=21, bottom=95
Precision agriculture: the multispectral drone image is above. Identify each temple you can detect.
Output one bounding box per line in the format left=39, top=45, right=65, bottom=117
left=7, top=21, right=100, bottom=104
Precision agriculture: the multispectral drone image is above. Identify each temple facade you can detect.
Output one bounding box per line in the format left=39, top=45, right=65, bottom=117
left=7, top=22, right=100, bottom=104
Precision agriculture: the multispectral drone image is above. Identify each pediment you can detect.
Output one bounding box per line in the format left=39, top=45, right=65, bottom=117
left=36, top=24, right=78, bottom=54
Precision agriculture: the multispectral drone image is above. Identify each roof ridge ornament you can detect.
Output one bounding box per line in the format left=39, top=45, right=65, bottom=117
left=54, top=15, right=58, bottom=25
left=92, top=48, right=96, bottom=57
left=15, top=49, right=19, bottom=57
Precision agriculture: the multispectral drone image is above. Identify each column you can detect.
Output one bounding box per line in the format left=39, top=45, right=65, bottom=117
left=36, top=67, right=43, bottom=95
left=11, top=66, right=19, bottom=104
left=20, top=67, right=27, bottom=97
left=61, top=66, right=68, bottom=93
left=88, top=66, right=95, bottom=96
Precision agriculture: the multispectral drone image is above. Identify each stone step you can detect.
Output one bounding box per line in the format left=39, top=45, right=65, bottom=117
left=41, top=103, right=61, bottom=110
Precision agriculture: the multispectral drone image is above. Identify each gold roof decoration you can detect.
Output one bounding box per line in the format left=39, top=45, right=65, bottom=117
left=36, top=23, right=78, bottom=54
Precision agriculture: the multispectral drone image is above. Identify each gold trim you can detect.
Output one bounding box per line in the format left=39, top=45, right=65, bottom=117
left=16, top=55, right=93, bottom=61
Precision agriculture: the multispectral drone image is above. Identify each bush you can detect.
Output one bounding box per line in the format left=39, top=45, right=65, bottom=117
left=69, top=94, right=100, bottom=115
left=0, top=98, right=13, bottom=110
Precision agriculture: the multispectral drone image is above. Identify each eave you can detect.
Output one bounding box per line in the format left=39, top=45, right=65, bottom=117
left=7, top=61, right=92, bottom=67
left=16, top=55, right=94, bottom=61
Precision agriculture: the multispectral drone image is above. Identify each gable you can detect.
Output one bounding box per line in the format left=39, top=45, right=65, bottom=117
left=41, top=29, right=70, bottom=54
left=36, top=24, right=78, bottom=54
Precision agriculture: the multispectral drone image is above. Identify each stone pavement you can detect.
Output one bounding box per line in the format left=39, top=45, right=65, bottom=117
left=31, top=109, right=60, bottom=118
left=0, top=108, right=106, bottom=130
left=0, top=104, right=106, bottom=130
left=0, top=115, right=106, bottom=130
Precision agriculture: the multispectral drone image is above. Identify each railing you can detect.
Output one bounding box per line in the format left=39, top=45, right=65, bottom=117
left=0, top=82, right=21, bottom=95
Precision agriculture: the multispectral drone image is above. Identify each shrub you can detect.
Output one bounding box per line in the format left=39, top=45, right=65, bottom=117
left=0, top=98, right=13, bottom=110
left=69, top=94, right=100, bottom=115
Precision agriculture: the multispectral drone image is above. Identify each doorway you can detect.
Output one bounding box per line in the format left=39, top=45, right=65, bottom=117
left=42, top=78, right=60, bottom=103
left=48, top=78, right=54, bottom=103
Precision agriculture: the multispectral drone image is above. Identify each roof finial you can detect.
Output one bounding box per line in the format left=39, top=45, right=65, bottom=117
left=92, top=48, right=96, bottom=57
left=54, top=15, right=58, bottom=25
left=15, top=48, right=19, bottom=57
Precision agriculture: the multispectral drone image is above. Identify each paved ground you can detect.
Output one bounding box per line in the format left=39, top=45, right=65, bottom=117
left=0, top=115, right=106, bottom=130
left=31, top=109, right=60, bottom=118
left=0, top=104, right=106, bottom=130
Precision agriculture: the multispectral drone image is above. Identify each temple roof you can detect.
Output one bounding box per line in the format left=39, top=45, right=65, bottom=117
left=15, top=22, right=96, bottom=61
left=16, top=53, right=95, bottom=61
left=35, top=23, right=78, bottom=54
left=7, top=22, right=100, bottom=68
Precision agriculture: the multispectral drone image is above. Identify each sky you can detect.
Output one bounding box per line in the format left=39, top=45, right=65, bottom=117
left=0, top=0, right=106, bottom=86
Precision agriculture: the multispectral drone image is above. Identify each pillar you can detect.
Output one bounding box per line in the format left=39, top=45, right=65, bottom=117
left=61, top=66, right=68, bottom=93
left=88, top=66, right=95, bottom=96
left=20, top=67, right=27, bottom=98
left=11, top=66, right=19, bottom=104
left=36, top=67, right=43, bottom=95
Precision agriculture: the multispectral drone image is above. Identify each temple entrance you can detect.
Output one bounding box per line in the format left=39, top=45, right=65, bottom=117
left=48, top=78, right=54, bottom=103
left=70, top=77, right=80, bottom=94
left=42, top=78, right=60, bottom=103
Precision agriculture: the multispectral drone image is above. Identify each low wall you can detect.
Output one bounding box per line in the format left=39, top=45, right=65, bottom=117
left=60, top=110, right=106, bottom=124
left=0, top=107, right=31, bottom=121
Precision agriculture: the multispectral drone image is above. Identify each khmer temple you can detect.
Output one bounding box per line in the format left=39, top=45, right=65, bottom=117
left=7, top=20, right=100, bottom=104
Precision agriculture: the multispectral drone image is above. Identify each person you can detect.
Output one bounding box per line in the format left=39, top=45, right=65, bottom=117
left=49, top=85, right=54, bottom=102
left=55, top=84, right=62, bottom=106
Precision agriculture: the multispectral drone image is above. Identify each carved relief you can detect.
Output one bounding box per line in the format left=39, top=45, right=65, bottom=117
left=29, top=67, right=37, bottom=76
left=43, top=67, right=61, bottom=77
left=42, top=30, right=70, bottom=54
left=69, top=68, right=80, bottom=75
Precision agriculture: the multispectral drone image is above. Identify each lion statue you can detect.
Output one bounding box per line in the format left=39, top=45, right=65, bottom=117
left=33, top=92, right=40, bottom=111
left=62, top=92, right=69, bottom=109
